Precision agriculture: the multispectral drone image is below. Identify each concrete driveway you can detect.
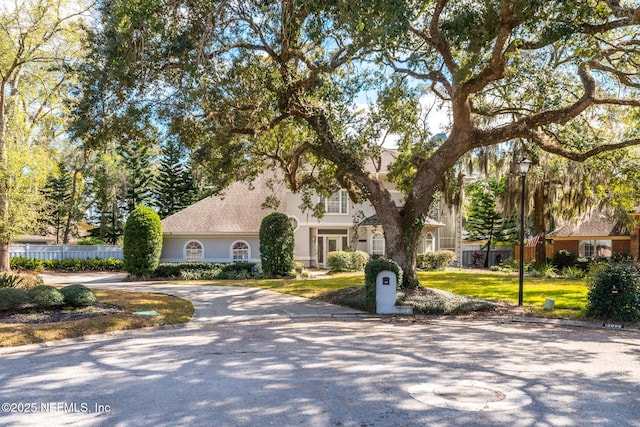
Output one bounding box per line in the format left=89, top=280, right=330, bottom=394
left=1, top=274, right=639, bottom=426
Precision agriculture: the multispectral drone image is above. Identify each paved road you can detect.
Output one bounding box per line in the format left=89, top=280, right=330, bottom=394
left=1, top=274, right=639, bottom=426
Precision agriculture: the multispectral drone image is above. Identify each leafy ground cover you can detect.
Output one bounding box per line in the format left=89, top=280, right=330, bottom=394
left=0, top=289, right=194, bottom=347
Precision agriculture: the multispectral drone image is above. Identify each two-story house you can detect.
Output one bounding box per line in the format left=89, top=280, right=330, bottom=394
left=160, top=150, right=445, bottom=267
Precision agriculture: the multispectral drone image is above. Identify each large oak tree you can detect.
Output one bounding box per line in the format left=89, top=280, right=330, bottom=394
left=90, top=0, right=640, bottom=288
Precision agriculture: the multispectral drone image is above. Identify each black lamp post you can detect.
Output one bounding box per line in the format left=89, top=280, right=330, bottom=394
left=518, top=157, right=532, bottom=306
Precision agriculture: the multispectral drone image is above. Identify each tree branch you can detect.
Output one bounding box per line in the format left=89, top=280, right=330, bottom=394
left=530, top=130, right=640, bottom=162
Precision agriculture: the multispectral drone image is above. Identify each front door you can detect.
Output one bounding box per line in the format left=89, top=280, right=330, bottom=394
left=319, top=236, right=342, bottom=268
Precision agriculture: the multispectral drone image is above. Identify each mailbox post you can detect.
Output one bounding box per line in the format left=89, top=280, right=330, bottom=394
left=376, top=270, right=397, bottom=314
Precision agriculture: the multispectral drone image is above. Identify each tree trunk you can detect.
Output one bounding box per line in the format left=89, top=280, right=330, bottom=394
left=534, top=183, right=547, bottom=267
left=0, top=241, right=9, bottom=272
left=63, top=167, right=81, bottom=244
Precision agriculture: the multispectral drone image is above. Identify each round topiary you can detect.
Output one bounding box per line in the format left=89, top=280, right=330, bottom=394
left=123, top=204, right=163, bottom=277
left=586, top=261, right=640, bottom=322
left=60, top=284, right=97, bottom=307
left=364, top=258, right=403, bottom=312
left=28, top=285, right=64, bottom=308
left=259, top=212, right=295, bottom=277
left=0, top=288, right=30, bottom=310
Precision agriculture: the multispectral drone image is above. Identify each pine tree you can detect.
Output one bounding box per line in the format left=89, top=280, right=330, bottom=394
left=43, top=163, right=72, bottom=244
left=465, top=177, right=515, bottom=268
left=153, top=140, right=199, bottom=218
left=120, top=141, right=155, bottom=214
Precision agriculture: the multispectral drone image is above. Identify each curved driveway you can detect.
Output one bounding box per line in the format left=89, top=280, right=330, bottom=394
left=0, top=273, right=639, bottom=426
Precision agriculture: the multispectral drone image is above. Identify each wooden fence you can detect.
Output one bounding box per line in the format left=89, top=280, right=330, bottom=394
left=512, top=244, right=554, bottom=263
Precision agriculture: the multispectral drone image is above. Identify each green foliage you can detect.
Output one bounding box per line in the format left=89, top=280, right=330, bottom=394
left=9, top=257, right=44, bottom=271
left=0, top=273, right=24, bottom=288
left=327, top=250, right=369, bottom=272
left=364, top=258, right=403, bottom=312
left=528, top=263, right=557, bottom=278
left=417, top=250, right=456, bottom=271
left=0, top=288, right=30, bottom=311
left=350, top=251, right=370, bottom=271
left=327, top=251, right=353, bottom=272
left=10, top=257, right=123, bottom=272
left=259, top=212, right=295, bottom=277
left=28, top=285, right=65, bottom=308
left=553, top=250, right=577, bottom=269
left=151, top=262, right=261, bottom=280
left=560, top=266, right=584, bottom=280
left=123, top=205, right=163, bottom=277
left=153, top=140, right=200, bottom=218
left=465, top=178, right=515, bottom=268
left=60, top=284, right=97, bottom=307
left=77, top=237, right=106, bottom=245
left=586, top=262, right=640, bottom=322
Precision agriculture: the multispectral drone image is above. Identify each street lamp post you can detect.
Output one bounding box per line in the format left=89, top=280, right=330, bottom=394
left=518, top=158, right=532, bottom=306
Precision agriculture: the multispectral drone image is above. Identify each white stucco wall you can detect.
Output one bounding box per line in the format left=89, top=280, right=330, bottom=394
left=161, top=235, right=261, bottom=263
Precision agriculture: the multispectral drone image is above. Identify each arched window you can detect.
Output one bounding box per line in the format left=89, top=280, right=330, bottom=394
left=289, top=216, right=299, bottom=232
left=371, top=232, right=385, bottom=256
left=425, top=232, right=435, bottom=252
left=232, top=241, right=250, bottom=262
left=185, top=240, right=204, bottom=262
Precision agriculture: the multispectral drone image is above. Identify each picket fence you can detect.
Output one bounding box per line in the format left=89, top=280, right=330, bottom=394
left=9, top=244, right=123, bottom=260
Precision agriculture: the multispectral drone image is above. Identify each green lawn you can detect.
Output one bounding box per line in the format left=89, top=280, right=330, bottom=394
left=191, top=269, right=590, bottom=317
left=418, top=270, right=589, bottom=316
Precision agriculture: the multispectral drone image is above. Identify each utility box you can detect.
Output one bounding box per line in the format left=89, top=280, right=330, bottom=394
left=376, top=270, right=398, bottom=314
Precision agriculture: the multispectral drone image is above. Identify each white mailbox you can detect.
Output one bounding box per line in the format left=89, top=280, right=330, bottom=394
left=376, top=270, right=397, bottom=314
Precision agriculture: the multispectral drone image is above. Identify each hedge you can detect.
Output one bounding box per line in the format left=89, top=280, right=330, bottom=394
left=259, top=212, right=295, bottom=277
left=10, top=257, right=123, bottom=272
left=417, top=250, right=456, bottom=271
left=151, top=262, right=262, bottom=280
left=327, top=251, right=370, bottom=273
left=123, top=204, right=163, bottom=277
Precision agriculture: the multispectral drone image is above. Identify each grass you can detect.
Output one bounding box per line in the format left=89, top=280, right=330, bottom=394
left=0, top=269, right=594, bottom=347
left=0, top=289, right=194, bottom=347
left=418, top=270, right=589, bottom=318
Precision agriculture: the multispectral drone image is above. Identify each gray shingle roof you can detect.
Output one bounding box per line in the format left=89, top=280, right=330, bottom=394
left=162, top=174, right=286, bottom=235
left=548, top=211, right=629, bottom=238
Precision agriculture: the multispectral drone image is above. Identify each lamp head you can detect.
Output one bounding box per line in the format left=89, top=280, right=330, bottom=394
left=518, top=158, right=532, bottom=175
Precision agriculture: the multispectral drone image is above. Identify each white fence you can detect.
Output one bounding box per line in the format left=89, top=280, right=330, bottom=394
left=9, top=245, right=123, bottom=260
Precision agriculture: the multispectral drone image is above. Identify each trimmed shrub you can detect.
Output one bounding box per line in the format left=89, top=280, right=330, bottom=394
left=364, top=258, right=403, bottom=312
left=10, top=257, right=44, bottom=272
left=553, top=249, right=577, bottom=269
left=259, top=212, right=295, bottom=277
left=417, top=250, right=456, bottom=271
left=327, top=251, right=353, bottom=272
left=28, top=285, right=65, bottom=308
left=60, top=284, right=97, bottom=307
left=0, top=272, right=24, bottom=288
left=10, top=257, right=123, bottom=272
left=586, top=262, right=640, bottom=322
left=123, top=205, right=163, bottom=277
left=151, top=262, right=261, bottom=280
left=0, top=288, right=30, bottom=310
left=350, top=251, right=370, bottom=271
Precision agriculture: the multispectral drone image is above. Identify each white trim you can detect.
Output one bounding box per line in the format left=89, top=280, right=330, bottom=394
left=231, top=240, right=251, bottom=262
left=289, top=216, right=300, bottom=232
left=184, top=240, right=204, bottom=262
left=371, top=231, right=385, bottom=256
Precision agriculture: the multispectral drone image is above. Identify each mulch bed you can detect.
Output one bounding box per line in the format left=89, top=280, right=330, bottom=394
left=0, top=304, right=125, bottom=324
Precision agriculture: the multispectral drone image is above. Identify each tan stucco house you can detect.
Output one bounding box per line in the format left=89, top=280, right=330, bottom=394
left=160, top=150, right=445, bottom=267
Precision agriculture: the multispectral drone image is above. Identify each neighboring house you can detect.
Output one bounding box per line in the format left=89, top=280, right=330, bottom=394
left=547, top=210, right=631, bottom=258
left=160, top=150, right=445, bottom=267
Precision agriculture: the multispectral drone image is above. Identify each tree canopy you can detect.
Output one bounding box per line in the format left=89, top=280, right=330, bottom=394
left=81, top=0, right=640, bottom=287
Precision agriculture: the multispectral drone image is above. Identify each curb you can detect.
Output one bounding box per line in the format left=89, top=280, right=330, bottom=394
left=510, top=315, right=640, bottom=332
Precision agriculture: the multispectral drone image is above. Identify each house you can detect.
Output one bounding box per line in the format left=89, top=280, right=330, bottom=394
left=160, top=150, right=445, bottom=267
left=547, top=210, right=631, bottom=258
